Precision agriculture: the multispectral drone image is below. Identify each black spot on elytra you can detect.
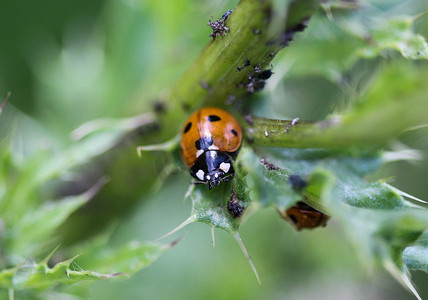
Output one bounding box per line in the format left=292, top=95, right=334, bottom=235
left=289, top=214, right=298, bottom=224
left=195, top=136, right=214, bottom=150
left=231, top=129, right=238, bottom=136
left=183, top=122, right=192, bottom=133
left=208, top=115, right=221, bottom=122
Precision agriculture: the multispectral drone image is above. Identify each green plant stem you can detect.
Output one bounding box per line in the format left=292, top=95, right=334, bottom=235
left=244, top=80, right=428, bottom=150
left=61, top=0, right=321, bottom=243
left=168, top=0, right=320, bottom=110
left=156, top=0, right=320, bottom=141
left=244, top=117, right=322, bottom=148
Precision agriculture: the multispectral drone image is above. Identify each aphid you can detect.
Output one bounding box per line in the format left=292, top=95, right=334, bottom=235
left=260, top=158, right=279, bottom=170
left=200, top=80, right=212, bottom=91
left=208, top=9, right=232, bottom=39
left=237, top=59, right=251, bottom=72
left=152, top=100, right=167, bottom=113
left=257, top=70, right=273, bottom=81
left=221, top=9, right=233, bottom=21
left=227, top=188, right=244, bottom=217
left=244, top=73, right=266, bottom=93
left=244, top=114, right=253, bottom=125
left=241, top=67, right=273, bottom=94
left=180, top=107, right=242, bottom=189
left=279, top=17, right=310, bottom=47
left=279, top=201, right=330, bottom=231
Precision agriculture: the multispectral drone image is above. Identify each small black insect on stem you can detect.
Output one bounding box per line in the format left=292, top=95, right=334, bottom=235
left=152, top=99, right=167, bottom=114
left=279, top=16, right=310, bottom=48
left=260, top=157, right=280, bottom=170
left=239, top=65, right=274, bottom=94
left=208, top=9, right=233, bottom=39
left=227, top=187, right=244, bottom=218
left=237, top=59, right=251, bottom=72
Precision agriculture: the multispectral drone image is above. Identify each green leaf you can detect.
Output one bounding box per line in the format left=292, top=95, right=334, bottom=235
left=75, top=240, right=174, bottom=276
left=359, top=16, right=428, bottom=60
left=404, top=245, right=428, bottom=272
left=304, top=165, right=428, bottom=299
left=17, top=256, right=118, bottom=290
left=236, top=147, right=301, bottom=210
left=0, top=264, right=21, bottom=289
left=190, top=184, right=239, bottom=233
left=0, top=240, right=172, bottom=291
left=403, top=230, right=428, bottom=272
left=9, top=179, right=105, bottom=257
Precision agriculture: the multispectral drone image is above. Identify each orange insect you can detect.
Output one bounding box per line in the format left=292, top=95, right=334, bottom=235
left=279, top=201, right=330, bottom=231
left=180, top=107, right=242, bottom=189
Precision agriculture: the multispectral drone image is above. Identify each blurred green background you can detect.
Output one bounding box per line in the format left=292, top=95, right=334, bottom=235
left=1, top=0, right=428, bottom=299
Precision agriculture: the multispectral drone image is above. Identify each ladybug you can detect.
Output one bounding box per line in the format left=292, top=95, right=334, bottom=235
left=180, top=107, right=242, bottom=189
left=279, top=201, right=329, bottom=231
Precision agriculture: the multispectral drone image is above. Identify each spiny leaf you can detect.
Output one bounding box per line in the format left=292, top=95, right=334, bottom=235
left=1, top=239, right=173, bottom=291
left=16, top=255, right=119, bottom=289
left=190, top=184, right=239, bottom=233
left=236, top=146, right=301, bottom=210
left=281, top=7, right=427, bottom=84
left=0, top=263, right=23, bottom=289
left=305, top=167, right=428, bottom=299
left=404, top=245, right=428, bottom=272
left=404, top=231, right=428, bottom=272
left=75, top=239, right=177, bottom=276
left=359, top=15, right=428, bottom=60
left=9, top=178, right=107, bottom=256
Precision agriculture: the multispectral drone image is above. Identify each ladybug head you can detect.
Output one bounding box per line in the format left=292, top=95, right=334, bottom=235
left=190, top=150, right=234, bottom=189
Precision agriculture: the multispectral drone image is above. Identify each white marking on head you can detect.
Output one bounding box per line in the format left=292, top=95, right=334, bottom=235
left=215, top=173, right=219, bottom=178
left=196, top=149, right=204, bottom=158
left=206, top=175, right=211, bottom=180
left=196, top=170, right=205, bottom=181
left=208, top=145, right=219, bottom=150
left=219, top=162, right=231, bottom=173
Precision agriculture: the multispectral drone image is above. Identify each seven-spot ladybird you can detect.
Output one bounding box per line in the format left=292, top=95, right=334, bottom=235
left=279, top=201, right=329, bottom=231
left=180, top=107, right=242, bottom=189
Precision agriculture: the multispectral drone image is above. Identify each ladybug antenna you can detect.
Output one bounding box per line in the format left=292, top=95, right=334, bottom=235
left=221, top=173, right=234, bottom=181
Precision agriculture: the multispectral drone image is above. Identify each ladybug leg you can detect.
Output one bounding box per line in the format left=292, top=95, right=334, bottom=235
left=194, top=180, right=208, bottom=186
left=221, top=173, right=234, bottom=183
